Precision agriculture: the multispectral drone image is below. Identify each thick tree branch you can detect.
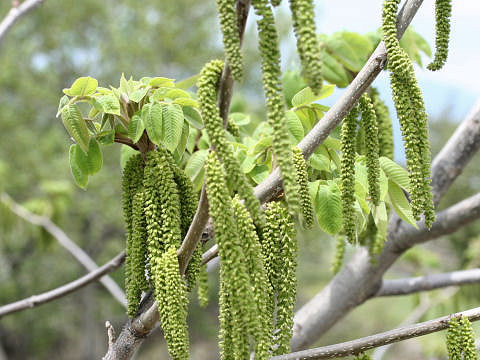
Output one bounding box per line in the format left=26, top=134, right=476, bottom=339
left=0, top=251, right=125, bottom=318
left=0, top=192, right=127, bottom=307
left=377, top=268, right=480, bottom=297
left=273, top=306, right=480, bottom=360
left=0, top=0, right=44, bottom=47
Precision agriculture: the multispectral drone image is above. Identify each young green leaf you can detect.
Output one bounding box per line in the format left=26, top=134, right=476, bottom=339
left=85, top=138, right=103, bottom=175
left=63, top=76, right=98, bottom=96
left=291, top=84, right=334, bottom=107
left=379, top=157, right=411, bottom=191
left=372, top=201, right=388, bottom=235
left=142, top=102, right=163, bottom=145
left=94, top=94, right=121, bottom=116
left=174, top=98, right=198, bottom=107
left=185, top=149, right=209, bottom=189
left=182, top=106, right=204, bottom=129
left=129, top=87, right=149, bottom=103
left=149, top=77, right=175, bottom=88
left=285, top=110, right=304, bottom=143
left=165, top=88, right=191, bottom=100
left=120, top=145, right=138, bottom=170
left=248, top=165, right=269, bottom=184
left=229, top=113, right=250, bottom=126
left=315, top=181, right=343, bottom=235
left=309, top=153, right=330, bottom=172
left=69, top=145, right=88, bottom=189
left=61, top=104, right=90, bottom=153
left=162, top=103, right=184, bottom=152
left=56, top=95, right=70, bottom=117
left=176, top=121, right=190, bottom=156
left=387, top=180, right=418, bottom=228
left=128, top=114, right=145, bottom=143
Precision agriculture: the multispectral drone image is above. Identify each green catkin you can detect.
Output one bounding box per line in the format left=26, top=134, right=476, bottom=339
left=331, top=235, right=346, bottom=274
left=340, top=106, right=358, bottom=244
left=157, top=246, right=190, bottom=360
left=355, top=124, right=365, bottom=156
left=446, top=317, right=464, bottom=360
left=263, top=201, right=297, bottom=356
left=251, top=0, right=301, bottom=216
left=205, top=152, right=254, bottom=360
left=370, top=88, right=394, bottom=159
left=292, top=147, right=314, bottom=229
left=427, top=0, right=452, bottom=71
left=459, top=316, right=477, bottom=360
left=354, top=353, right=372, bottom=360
left=215, top=0, right=243, bottom=80
left=121, top=154, right=145, bottom=317
left=197, top=264, right=209, bottom=308
left=270, top=0, right=281, bottom=6
left=232, top=197, right=272, bottom=359
left=288, top=0, right=323, bottom=93
left=359, top=94, right=380, bottom=206
left=382, top=0, right=435, bottom=228
left=227, top=116, right=240, bottom=137
left=197, top=60, right=264, bottom=225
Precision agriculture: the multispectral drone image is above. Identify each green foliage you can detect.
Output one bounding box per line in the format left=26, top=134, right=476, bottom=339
left=427, top=0, right=452, bottom=71
left=382, top=0, right=435, bottom=228
left=61, top=104, right=90, bottom=153
left=288, top=0, right=323, bottom=93
left=215, top=0, right=243, bottom=80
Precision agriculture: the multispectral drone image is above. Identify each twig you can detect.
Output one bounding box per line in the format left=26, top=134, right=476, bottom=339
left=377, top=268, right=480, bottom=297
left=0, top=0, right=44, bottom=47
left=0, top=251, right=125, bottom=318
left=272, top=306, right=480, bottom=360
left=0, top=192, right=127, bottom=307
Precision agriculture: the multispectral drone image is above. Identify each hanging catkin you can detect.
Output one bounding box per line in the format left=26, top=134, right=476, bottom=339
left=215, top=0, right=243, bottom=80
left=205, top=151, right=255, bottom=360
left=197, top=60, right=264, bottom=225
left=340, top=106, right=358, bottom=244
left=251, top=0, right=300, bottom=216
left=197, top=264, right=209, bottom=308
left=288, top=0, right=323, bottom=93
left=427, top=0, right=452, bottom=71
left=292, top=147, right=314, bottom=229
left=382, top=0, right=435, bottom=228
left=370, top=87, right=394, bottom=159
left=359, top=94, right=380, bottom=206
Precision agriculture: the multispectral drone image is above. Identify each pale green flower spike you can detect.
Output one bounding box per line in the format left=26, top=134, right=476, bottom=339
left=288, top=0, right=323, bottom=93
left=459, top=316, right=477, bottom=360
left=197, top=264, right=209, bottom=308
left=354, top=353, right=372, bottom=360
left=215, top=0, right=243, bottom=80
left=359, top=94, right=380, bottom=206
left=427, top=0, right=452, bottom=71
left=340, top=106, right=359, bottom=244
left=370, top=88, right=394, bottom=159
left=382, top=0, right=435, bottom=228
left=157, top=246, right=190, bottom=360
left=331, top=235, right=346, bottom=274
left=205, top=151, right=255, bottom=360
left=292, top=147, right=314, bottom=229
left=232, top=196, right=272, bottom=359
left=197, top=60, right=264, bottom=226
left=263, top=201, right=297, bottom=356
left=251, top=0, right=301, bottom=217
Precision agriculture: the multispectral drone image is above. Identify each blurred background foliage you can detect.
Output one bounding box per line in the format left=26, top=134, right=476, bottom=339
left=0, top=1, right=479, bottom=359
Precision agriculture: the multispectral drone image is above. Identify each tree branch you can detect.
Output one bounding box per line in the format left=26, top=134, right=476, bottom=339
left=0, top=251, right=125, bottom=318
left=0, top=0, right=44, bottom=47
left=0, top=192, right=127, bottom=307
left=377, top=268, right=480, bottom=297
left=272, top=306, right=480, bottom=360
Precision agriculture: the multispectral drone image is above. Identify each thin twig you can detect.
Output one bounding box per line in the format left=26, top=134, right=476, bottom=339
left=0, top=0, right=44, bottom=47
left=272, top=306, right=480, bottom=360
left=0, top=251, right=125, bottom=318
left=0, top=192, right=127, bottom=307
left=377, top=268, right=480, bottom=297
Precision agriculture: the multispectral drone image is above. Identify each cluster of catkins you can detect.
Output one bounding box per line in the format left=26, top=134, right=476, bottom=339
left=122, top=149, right=202, bottom=359
left=197, top=59, right=313, bottom=359
left=446, top=316, right=477, bottom=360
left=382, top=0, right=435, bottom=228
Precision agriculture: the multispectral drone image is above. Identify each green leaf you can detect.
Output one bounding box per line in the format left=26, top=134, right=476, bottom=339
left=282, top=70, right=307, bottom=108
left=309, top=180, right=321, bottom=202
left=379, top=169, right=388, bottom=201
left=291, top=85, right=335, bottom=107
left=315, top=181, right=343, bottom=235
left=320, top=49, right=351, bottom=88
left=56, top=95, right=70, bottom=117
left=61, top=104, right=90, bottom=153
left=69, top=145, right=88, bottom=189
left=252, top=136, right=272, bottom=155
left=324, top=31, right=374, bottom=73
left=230, top=112, right=250, bottom=126
left=182, top=106, right=204, bottom=129
left=120, top=145, right=138, bottom=170
left=295, top=106, right=317, bottom=132
left=186, top=128, right=198, bottom=154
left=165, top=88, right=191, bottom=100
left=162, top=103, right=184, bottom=152
left=63, top=76, right=98, bottom=96
left=185, top=149, right=208, bottom=191
left=372, top=202, right=388, bottom=235
left=285, top=110, right=304, bottom=143
left=175, top=121, right=189, bottom=156
left=323, top=136, right=341, bottom=151
left=241, top=155, right=256, bottom=173
left=176, top=74, right=200, bottom=90
left=128, top=113, right=145, bottom=143
left=249, top=165, right=269, bottom=184
left=86, top=138, right=102, bottom=175
left=96, top=130, right=115, bottom=145
left=174, top=98, right=198, bottom=107
left=142, top=102, right=163, bottom=145
left=387, top=180, right=418, bottom=228
left=379, top=157, right=411, bottom=191
left=94, top=94, right=121, bottom=116
left=149, top=77, right=175, bottom=88
left=309, top=153, right=330, bottom=172
left=129, top=87, right=149, bottom=103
